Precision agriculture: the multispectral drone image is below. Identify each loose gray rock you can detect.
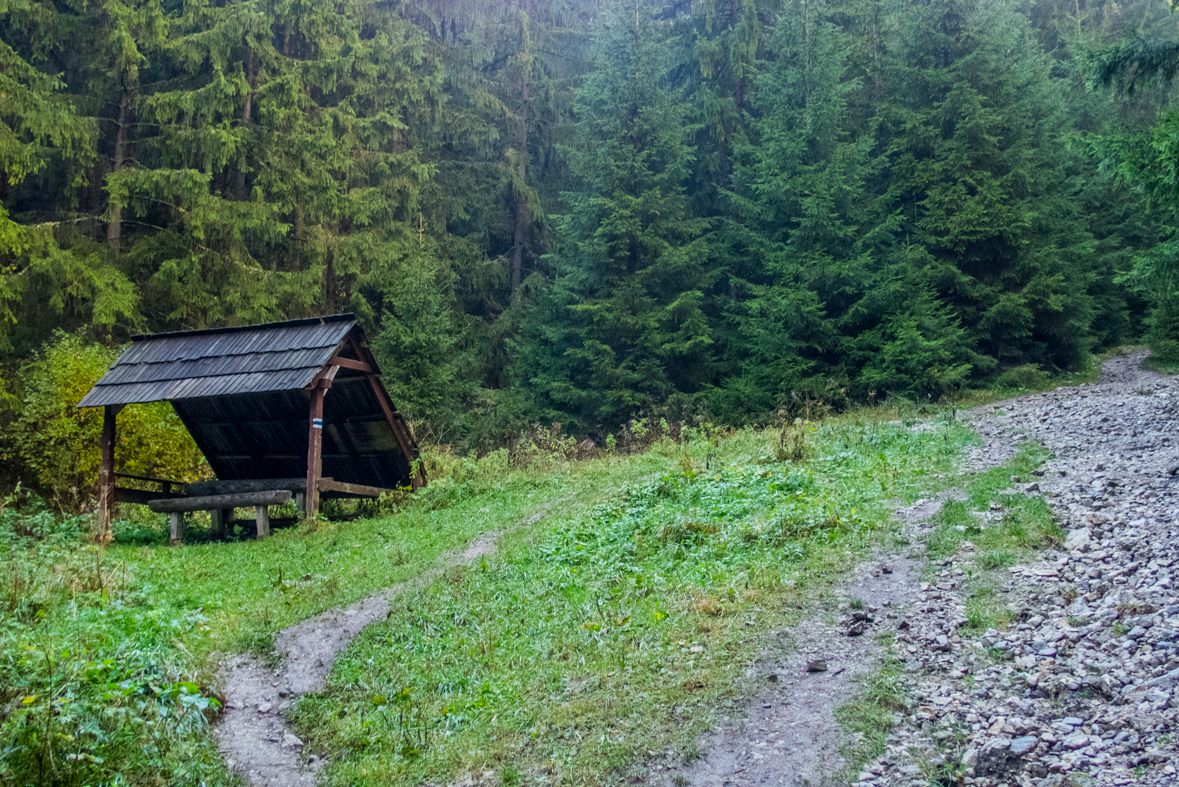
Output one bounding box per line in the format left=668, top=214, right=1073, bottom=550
left=852, top=353, right=1179, bottom=787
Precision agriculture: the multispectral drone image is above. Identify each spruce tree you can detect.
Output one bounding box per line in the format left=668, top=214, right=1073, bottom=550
left=0, top=0, right=137, bottom=354
left=718, top=0, right=886, bottom=414
left=881, top=0, right=1095, bottom=373
left=521, top=0, right=712, bottom=430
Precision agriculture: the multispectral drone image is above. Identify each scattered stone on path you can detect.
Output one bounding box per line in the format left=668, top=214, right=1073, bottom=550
left=806, top=659, right=828, bottom=673
left=860, top=352, right=1179, bottom=787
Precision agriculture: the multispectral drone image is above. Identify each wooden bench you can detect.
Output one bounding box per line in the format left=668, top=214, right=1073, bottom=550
left=149, top=491, right=292, bottom=545
left=142, top=477, right=396, bottom=545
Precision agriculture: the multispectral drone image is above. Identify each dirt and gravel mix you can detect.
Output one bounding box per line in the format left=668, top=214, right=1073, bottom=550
left=859, top=352, right=1179, bottom=787
left=672, top=352, right=1177, bottom=787
left=216, top=531, right=503, bottom=787
left=674, top=513, right=929, bottom=787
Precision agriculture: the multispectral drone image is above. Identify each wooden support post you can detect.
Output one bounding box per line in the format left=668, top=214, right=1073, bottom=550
left=211, top=508, right=232, bottom=540
left=170, top=512, right=184, bottom=546
left=255, top=505, right=270, bottom=539
left=97, top=405, right=118, bottom=543
left=305, top=383, right=327, bottom=520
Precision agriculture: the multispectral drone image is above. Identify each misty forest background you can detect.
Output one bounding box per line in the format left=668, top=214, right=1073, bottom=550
left=4, top=0, right=1179, bottom=499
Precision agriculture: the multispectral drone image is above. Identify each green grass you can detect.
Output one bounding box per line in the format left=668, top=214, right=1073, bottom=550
left=1143, top=352, right=1179, bottom=375
left=104, top=455, right=671, bottom=658
left=287, top=420, right=970, bottom=786
left=944, top=348, right=1115, bottom=410
left=1, top=416, right=974, bottom=787
left=835, top=647, right=910, bottom=777
left=0, top=450, right=677, bottom=787
left=924, top=445, right=1062, bottom=635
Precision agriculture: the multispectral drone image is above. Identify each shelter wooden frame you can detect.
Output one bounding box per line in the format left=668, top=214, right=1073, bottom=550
left=78, top=314, right=424, bottom=544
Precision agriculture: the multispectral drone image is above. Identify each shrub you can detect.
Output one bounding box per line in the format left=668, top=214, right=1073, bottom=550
left=8, top=332, right=207, bottom=509
left=995, top=363, right=1050, bottom=390
left=1147, top=293, right=1179, bottom=363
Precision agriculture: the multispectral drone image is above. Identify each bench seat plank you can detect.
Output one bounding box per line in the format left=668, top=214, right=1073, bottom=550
left=148, top=490, right=292, bottom=513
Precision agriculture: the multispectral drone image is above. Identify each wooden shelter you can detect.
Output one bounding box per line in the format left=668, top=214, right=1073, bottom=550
left=77, top=314, right=423, bottom=543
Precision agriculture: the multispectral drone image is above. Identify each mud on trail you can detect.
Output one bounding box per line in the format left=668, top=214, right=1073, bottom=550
left=216, top=530, right=503, bottom=787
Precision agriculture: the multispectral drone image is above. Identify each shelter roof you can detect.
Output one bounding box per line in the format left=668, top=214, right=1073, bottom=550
left=76, top=314, right=422, bottom=491
left=77, top=314, right=357, bottom=408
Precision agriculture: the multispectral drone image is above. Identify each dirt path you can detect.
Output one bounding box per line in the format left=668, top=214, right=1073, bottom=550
left=671, top=353, right=1179, bottom=787
left=670, top=493, right=963, bottom=787
left=216, top=531, right=503, bottom=787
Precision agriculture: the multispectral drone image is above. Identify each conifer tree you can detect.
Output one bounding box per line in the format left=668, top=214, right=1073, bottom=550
left=521, top=0, right=712, bottom=429
left=0, top=0, right=137, bottom=354
left=718, top=0, right=886, bottom=414
left=880, top=0, right=1095, bottom=373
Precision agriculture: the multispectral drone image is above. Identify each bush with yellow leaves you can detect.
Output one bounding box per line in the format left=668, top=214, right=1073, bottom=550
left=7, top=333, right=207, bottom=510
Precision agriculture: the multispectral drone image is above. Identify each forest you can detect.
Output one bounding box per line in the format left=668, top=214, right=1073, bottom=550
left=3, top=0, right=1179, bottom=494
left=4, top=3, right=1179, bottom=785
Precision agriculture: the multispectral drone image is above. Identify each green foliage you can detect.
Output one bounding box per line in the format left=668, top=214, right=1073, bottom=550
left=857, top=279, right=975, bottom=400
left=995, top=364, right=1052, bottom=390
left=0, top=0, right=1174, bottom=459
left=5, top=333, right=206, bottom=508
left=1146, top=293, right=1179, bottom=362
left=882, top=0, right=1097, bottom=373
left=0, top=494, right=229, bottom=786
left=522, top=1, right=713, bottom=430
left=719, top=0, right=878, bottom=413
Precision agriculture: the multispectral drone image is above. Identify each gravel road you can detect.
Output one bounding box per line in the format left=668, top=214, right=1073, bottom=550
left=861, top=352, right=1179, bottom=787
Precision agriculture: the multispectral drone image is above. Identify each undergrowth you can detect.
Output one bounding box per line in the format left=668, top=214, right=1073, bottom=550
left=0, top=492, right=225, bottom=786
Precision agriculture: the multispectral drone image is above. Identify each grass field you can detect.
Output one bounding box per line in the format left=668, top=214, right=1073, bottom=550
left=2, top=413, right=974, bottom=786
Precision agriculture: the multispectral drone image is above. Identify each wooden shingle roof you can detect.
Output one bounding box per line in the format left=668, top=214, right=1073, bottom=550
left=77, top=314, right=357, bottom=407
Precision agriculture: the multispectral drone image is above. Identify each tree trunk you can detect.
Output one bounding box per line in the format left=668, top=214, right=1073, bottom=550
left=511, top=0, right=530, bottom=295
left=106, top=92, right=130, bottom=250
left=236, top=48, right=255, bottom=201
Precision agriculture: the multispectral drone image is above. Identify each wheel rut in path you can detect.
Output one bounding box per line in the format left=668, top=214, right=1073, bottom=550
left=216, top=530, right=504, bottom=787
left=666, top=494, right=964, bottom=787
